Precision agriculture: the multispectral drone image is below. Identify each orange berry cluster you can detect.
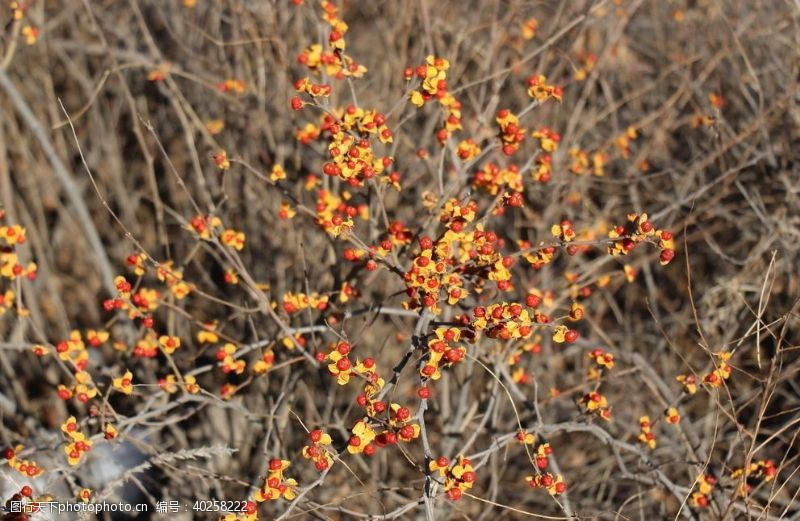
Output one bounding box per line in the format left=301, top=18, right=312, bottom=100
left=676, top=373, right=698, bottom=394
left=347, top=420, right=377, bottom=455
left=0, top=217, right=36, bottom=317
left=103, top=275, right=161, bottom=320
left=580, top=391, right=611, bottom=421
left=607, top=213, right=675, bottom=265
left=518, top=241, right=558, bottom=269
left=731, top=460, right=777, bottom=497
left=323, top=122, right=393, bottom=186
left=496, top=109, right=526, bottom=156
left=525, top=472, right=567, bottom=496
left=155, top=261, right=193, bottom=299
left=691, top=473, right=717, bottom=508
left=296, top=43, right=366, bottom=79
left=403, top=204, right=518, bottom=312
left=420, top=327, right=467, bottom=381
left=3, top=445, right=44, bottom=478
left=534, top=443, right=553, bottom=470
left=301, top=430, right=334, bottom=471
left=531, top=126, right=561, bottom=153
left=407, top=56, right=464, bottom=144
left=1, top=221, right=37, bottom=283
left=217, top=79, right=245, bottom=94
left=403, top=237, right=464, bottom=314
left=526, top=74, right=562, bottom=103
left=61, top=416, right=92, bottom=466
left=294, top=77, right=332, bottom=98
left=472, top=162, right=524, bottom=196
left=57, top=371, right=98, bottom=403
left=456, top=138, right=481, bottom=161
left=294, top=2, right=367, bottom=78
left=703, top=351, right=733, bottom=387
left=588, top=348, right=615, bottom=370
left=312, top=189, right=368, bottom=237
left=254, top=459, right=298, bottom=501
left=388, top=404, right=421, bottom=442
left=430, top=455, right=476, bottom=501
left=472, top=303, right=537, bottom=340
left=281, top=291, right=329, bottom=314
left=216, top=343, right=245, bottom=375
left=638, top=416, right=657, bottom=449
left=54, top=330, right=91, bottom=371
left=664, top=407, right=681, bottom=424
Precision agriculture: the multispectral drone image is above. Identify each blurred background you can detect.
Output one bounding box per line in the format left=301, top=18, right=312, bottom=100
left=1, top=0, right=799, bottom=519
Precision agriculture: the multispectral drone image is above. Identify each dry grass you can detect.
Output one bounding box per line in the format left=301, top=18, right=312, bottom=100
left=1, top=1, right=799, bottom=520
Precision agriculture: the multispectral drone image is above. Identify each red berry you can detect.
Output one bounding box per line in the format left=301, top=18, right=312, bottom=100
left=20, top=485, right=33, bottom=497
left=399, top=425, right=415, bottom=439
left=660, top=249, right=675, bottom=263
left=525, top=294, right=541, bottom=308
left=395, top=407, right=411, bottom=421
left=3, top=447, right=15, bottom=460
left=564, top=330, right=579, bottom=343
left=322, top=162, right=340, bottom=176
left=444, top=349, right=463, bottom=363
left=336, top=358, right=352, bottom=372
